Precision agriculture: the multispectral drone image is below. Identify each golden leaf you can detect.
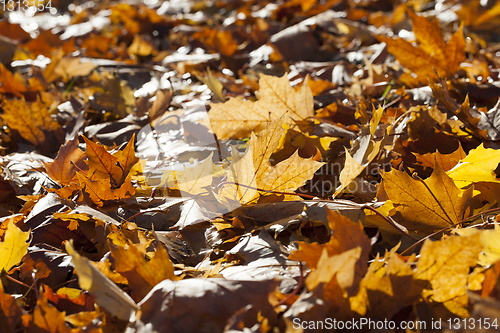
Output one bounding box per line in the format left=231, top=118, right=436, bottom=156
left=415, top=233, right=483, bottom=317
left=83, top=134, right=138, bottom=188
left=206, top=74, right=314, bottom=139
left=377, top=9, right=465, bottom=86
left=0, top=218, right=30, bottom=273
left=447, top=143, right=500, bottom=188
left=414, top=143, right=466, bottom=172
left=2, top=97, right=64, bottom=152
left=220, top=118, right=323, bottom=204
left=178, top=152, right=214, bottom=195
left=381, top=163, right=473, bottom=234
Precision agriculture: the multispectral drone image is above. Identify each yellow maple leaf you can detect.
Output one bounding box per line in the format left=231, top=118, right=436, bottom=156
left=178, top=152, right=214, bottom=195
left=219, top=118, right=323, bottom=204
left=205, top=74, right=314, bottom=139
left=447, top=143, right=500, bottom=188
left=415, top=232, right=483, bottom=317
left=2, top=97, right=64, bottom=153
left=380, top=163, right=473, bottom=234
left=0, top=218, right=30, bottom=273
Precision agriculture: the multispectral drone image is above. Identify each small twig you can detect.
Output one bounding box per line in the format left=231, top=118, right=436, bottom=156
left=362, top=204, right=418, bottom=241
left=400, top=207, right=500, bottom=256
left=4, top=275, right=31, bottom=289
left=276, top=262, right=305, bottom=308
left=216, top=181, right=318, bottom=200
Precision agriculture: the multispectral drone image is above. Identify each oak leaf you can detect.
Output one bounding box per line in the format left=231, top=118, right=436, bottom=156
left=380, top=163, right=473, bottom=234
left=205, top=74, right=314, bottom=139
left=378, top=9, right=465, bottom=86
left=0, top=217, right=30, bottom=273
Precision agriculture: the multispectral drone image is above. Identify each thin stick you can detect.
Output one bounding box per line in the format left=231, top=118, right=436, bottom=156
left=400, top=207, right=500, bottom=256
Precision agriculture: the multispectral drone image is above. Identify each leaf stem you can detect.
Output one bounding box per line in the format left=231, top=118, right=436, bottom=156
left=400, top=207, right=500, bottom=256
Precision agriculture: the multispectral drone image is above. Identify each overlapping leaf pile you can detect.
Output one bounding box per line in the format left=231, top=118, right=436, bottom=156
left=3, top=0, right=500, bottom=332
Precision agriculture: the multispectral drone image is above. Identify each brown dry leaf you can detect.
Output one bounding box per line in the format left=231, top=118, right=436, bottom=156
left=377, top=9, right=465, bottom=86
left=380, top=163, right=473, bottom=234
left=195, top=68, right=225, bottom=102
left=305, top=247, right=362, bottom=294
left=108, top=236, right=178, bottom=301
left=349, top=248, right=424, bottom=318
left=414, top=143, right=466, bottom=172
left=128, top=35, right=155, bottom=57
left=83, top=134, right=138, bottom=188
left=44, top=54, right=97, bottom=83
left=149, top=89, right=172, bottom=121
left=206, top=74, right=314, bottom=139
left=291, top=209, right=370, bottom=298
left=290, top=209, right=370, bottom=270
left=0, top=281, right=25, bottom=333
left=65, top=240, right=139, bottom=321
left=334, top=106, right=388, bottom=197
left=220, top=118, right=323, bottom=204
left=25, top=294, right=72, bottom=333
left=0, top=63, right=27, bottom=96
left=415, top=232, right=483, bottom=317
left=44, top=136, right=87, bottom=184
left=135, top=278, right=279, bottom=332
left=2, top=97, right=64, bottom=152
left=77, top=173, right=135, bottom=207
left=0, top=217, right=30, bottom=273
left=99, top=72, right=136, bottom=118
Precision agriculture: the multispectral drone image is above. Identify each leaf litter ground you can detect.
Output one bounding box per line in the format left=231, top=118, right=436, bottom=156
left=2, top=0, right=500, bottom=332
